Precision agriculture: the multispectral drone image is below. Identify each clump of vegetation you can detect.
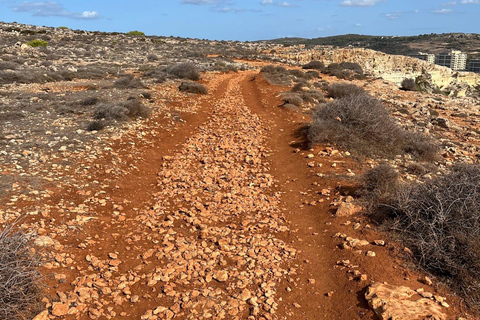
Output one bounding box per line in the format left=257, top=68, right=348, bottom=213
left=401, top=78, right=418, bottom=91
left=113, top=74, right=146, bottom=89
left=86, top=120, right=106, bottom=131
left=57, top=26, right=69, bottom=30
left=93, top=99, right=150, bottom=121
left=126, top=30, right=145, bottom=36
left=326, top=82, right=366, bottom=98
left=280, top=93, right=303, bottom=107
left=363, top=164, right=480, bottom=309
left=308, top=94, right=438, bottom=160
left=302, top=60, right=325, bottom=70
left=323, top=62, right=364, bottom=79
left=79, top=97, right=99, bottom=106
left=167, top=62, right=200, bottom=81
left=0, top=225, right=43, bottom=320
left=178, top=82, right=207, bottom=94
left=27, top=39, right=48, bottom=47
left=147, top=54, right=158, bottom=62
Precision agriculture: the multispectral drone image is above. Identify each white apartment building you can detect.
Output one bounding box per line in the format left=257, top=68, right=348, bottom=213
left=435, top=50, right=467, bottom=71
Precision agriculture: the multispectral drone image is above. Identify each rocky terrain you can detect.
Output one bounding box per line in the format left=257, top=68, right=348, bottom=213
left=1, top=21, right=480, bottom=320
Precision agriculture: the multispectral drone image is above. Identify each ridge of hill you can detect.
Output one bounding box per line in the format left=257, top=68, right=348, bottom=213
left=266, top=33, right=480, bottom=60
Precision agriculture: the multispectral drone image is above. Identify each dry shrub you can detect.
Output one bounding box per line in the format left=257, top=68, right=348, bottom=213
left=401, top=78, right=418, bottom=91
left=361, top=163, right=400, bottom=213
left=113, top=74, right=146, bottom=89
left=93, top=100, right=149, bottom=120
left=178, top=82, right=207, bottom=94
left=366, top=164, right=480, bottom=309
left=298, top=90, right=325, bottom=104
left=167, top=62, right=200, bottom=81
left=302, top=60, right=325, bottom=70
left=326, top=82, right=365, bottom=98
left=86, top=120, right=106, bottom=131
left=308, top=94, right=437, bottom=160
left=0, top=225, right=43, bottom=320
left=79, top=97, right=99, bottom=106
left=291, top=81, right=310, bottom=92
left=280, top=93, right=303, bottom=106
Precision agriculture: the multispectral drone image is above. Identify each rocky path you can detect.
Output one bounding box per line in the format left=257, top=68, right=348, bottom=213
left=22, top=71, right=461, bottom=320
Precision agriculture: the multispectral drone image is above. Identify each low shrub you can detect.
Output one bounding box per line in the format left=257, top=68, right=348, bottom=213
left=79, top=97, right=99, bottom=106
left=302, top=60, right=325, bottom=70
left=93, top=100, right=149, bottom=120
left=86, top=120, right=106, bottom=131
left=324, top=62, right=364, bottom=80
left=0, top=225, right=43, bottom=320
left=308, top=94, right=437, bottom=159
left=27, top=39, right=48, bottom=47
left=0, top=61, right=19, bottom=70
left=167, top=62, right=200, bottom=81
left=147, top=54, right=158, bottom=62
left=280, top=93, right=303, bottom=106
left=326, top=83, right=366, bottom=98
left=289, top=69, right=306, bottom=78
left=401, top=78, right=418, bottom=91
left=124, top=99, right=151, bottom=118
left=126, top=30, right=145, bottom=36
left=178, top=82, right=207, bottom=94
left=113, top=74, right=146, bottom=89
left=365, top=164, right=480, bottom=309
left=298, top=90, right=325, bottom=104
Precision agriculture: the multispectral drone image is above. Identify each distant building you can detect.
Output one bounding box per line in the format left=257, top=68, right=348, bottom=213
left=468, top=60, right=480, bottom=73
left=435, top=50, right=467, bottom=71
left=412, top=52, right=435, bottom=64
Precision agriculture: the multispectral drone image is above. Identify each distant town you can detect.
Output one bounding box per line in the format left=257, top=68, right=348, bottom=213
left=412, top=50, right=480, bottom=73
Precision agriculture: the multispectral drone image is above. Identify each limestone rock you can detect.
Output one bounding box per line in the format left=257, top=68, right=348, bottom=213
left=365, top=282, right=446, bottom=320
left=34, top=236, right=55, bottom=247
left=32, top=310, right=49, bottom=320
left=335, top=202, right=362, bottom=217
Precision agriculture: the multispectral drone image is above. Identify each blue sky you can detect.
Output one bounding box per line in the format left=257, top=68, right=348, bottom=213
left=0, top=0, right=478, bottom=40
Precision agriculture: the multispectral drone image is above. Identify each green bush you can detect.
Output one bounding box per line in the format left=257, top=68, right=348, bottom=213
left=126, top=30, right=145, bottom=36
left=27, top=40, right=48, bottom=47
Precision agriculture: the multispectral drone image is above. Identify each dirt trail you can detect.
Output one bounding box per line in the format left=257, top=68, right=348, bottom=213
left=18, top=71, right=462, bottom=320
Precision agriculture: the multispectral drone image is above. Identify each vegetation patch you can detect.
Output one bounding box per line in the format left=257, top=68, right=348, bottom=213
left=27, top=39, right=48, bottom=47
left=308, top=94, right=438, bottom=160
left=178, top=82, right=207, bottom=94
left=326, top=82, right=366, bottom=98
left=0, top=225, right=43, bottom=320
left=363, top=164, right=480, bottom=309
left=167, top=62, right=200, bottom=81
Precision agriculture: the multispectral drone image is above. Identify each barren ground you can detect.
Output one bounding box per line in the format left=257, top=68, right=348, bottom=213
left=2, top=65, right=476, bottom=320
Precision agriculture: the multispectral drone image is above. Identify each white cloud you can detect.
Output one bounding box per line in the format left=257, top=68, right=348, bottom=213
left=442, top=1, right=457, bottom=5
left=261, top=0, right=273, bottom=4
left=460, top=0, right=480, bottom=3
left=12, top=1, right=102, bottom=19
left=434, top=8, right=453, bottom=13
left=340, top=0, right=382, bottom=7
left=385, top=12, right=400, bottom=19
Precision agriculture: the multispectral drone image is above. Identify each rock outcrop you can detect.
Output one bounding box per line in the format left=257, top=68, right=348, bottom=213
left=365, top=282, right=447, bottom=320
